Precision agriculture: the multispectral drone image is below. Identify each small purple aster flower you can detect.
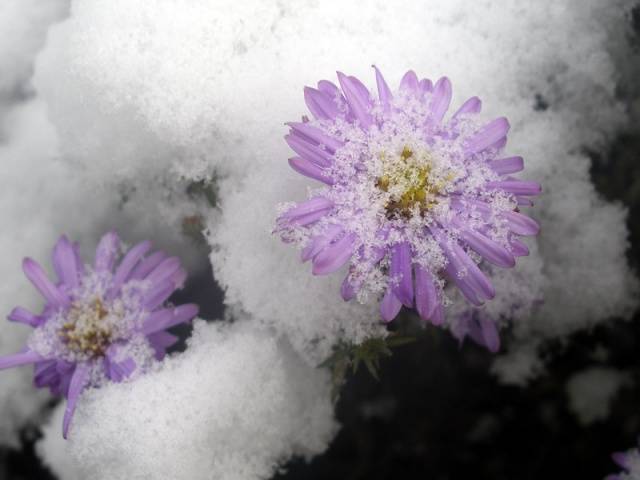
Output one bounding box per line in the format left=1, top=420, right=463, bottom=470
left=276, top=67, right=540, bottom=337
left=0, top=232, right=198, bottom=438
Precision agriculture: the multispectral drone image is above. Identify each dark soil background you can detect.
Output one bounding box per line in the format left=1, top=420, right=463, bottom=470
left=2, top=6, right=640, bottom=480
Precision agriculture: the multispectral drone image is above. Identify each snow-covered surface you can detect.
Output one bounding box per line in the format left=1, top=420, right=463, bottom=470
left=566, top=367, right=631, bottom=425
left=0, top=0, right=638, bottom=476
left=36, top=320, right=336, bottom=480
left=0, top=0, right=68, bottom=126
left=20, top=0, right=638, bottom=367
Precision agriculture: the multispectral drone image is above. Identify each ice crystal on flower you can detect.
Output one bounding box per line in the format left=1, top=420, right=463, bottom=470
left=0, top=232, right=198, bottom=437
left=277, top=67, right=541, bottom=347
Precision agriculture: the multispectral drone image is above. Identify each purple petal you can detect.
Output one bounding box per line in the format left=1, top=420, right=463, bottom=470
left=444, top=262, right=483, bottom=306
left=165, top=303, right=199, bottom=327
left=488, top=156, right=524, bottom=175
left=129, top=251, right=167, bottom=281
left=336, top=71, right=373, bottom=128
left=108, top=240, right=152, bottom=298
left=301, top=225, right=343, bottom=262
left=390, top=242, right=413, bottom=307
left=145, top=257, right=181, bottom=287
left=465, top=117, right=510, bottom=154
left=141, top=309, right=173, bottom=334
left=380, top=287, right=402, bottom=322
left=451, top=243, right=495, bottom=300
left=503, top=211, right=540, bottom=236
left=285, top=134, right=333, bottom=167
left=94, top=231, right=121, bottom=273
left=438, top=235, right=483, bottom=306
left=340, top=245, right=386, bottom=301
left=317, top=80, right=340, bottom=96
left=0, top=350, right=43, bottom=370
left=452, top=96, right=482, bottom=119
left=8, top=307, right=42, bottom=327
left=52, top=236, right=80, bottom=289
left=170, top=268, right=187, bottom=289
left=612, top=452, right=629, bottom=470
left=510, top=238, right=530, bottom=257
left=147, top=331, right=178, bottom=360
left=478, top=316, right=500, bottom=352
left=430, top=77, right=452, bottom=123
left=279, top=197, right=333, bottom=225
left=399, top=70, right=419, bottom=92
left=340, top=274, right=358, bottom=301
left=430, top=302, right=445, bottom=326
left=23, top=258, right=69, bottom=307
left=419, top=78, right=433, bottom=93
left=71, top=241, right=85, bottom=278
left=312, top=233, right=356, bottom=275
left=62, top=363, right=89, bottom=439
left=460, top=228, right=515, bottom=268
left=304, top=87, right=340, bottom=120
left=143, top=303, right=198, bottom=334
left=34, top=360, right=60, bottom=389
left=53, top=362, right=74, bottom=397
left=373, top=65, right=392, bottom=111
left=104, top=349, right=136, bottom=383
left=486, top=180, right=542, bottom=196
left=284, top=209, right=330, bottom=227
left=437, top=229, right=495, bottom=305
left=349, top=75, right=372, bottom=105
left=287, top=122, right=343, bottom=151
left=517, top=196, right=534, bottom=207
left=414, top=264, right=438, bottom=322
left=288, top=157, right=334, bottom=185
left=108, top=357, right=136, bottom=383
left=143, top=279, right=176, bottom=310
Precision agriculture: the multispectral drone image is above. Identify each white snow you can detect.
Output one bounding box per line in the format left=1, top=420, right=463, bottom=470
left=0, top=0, right=637, bottom=473
left=566, top=366, right=631, bottom=426
left=37, top=320, right=337, bottom=480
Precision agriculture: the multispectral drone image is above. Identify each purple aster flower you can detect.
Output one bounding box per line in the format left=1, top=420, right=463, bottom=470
left=276, top=67, right=540, bottom=338
left=0, top=232, right=198, bottom=438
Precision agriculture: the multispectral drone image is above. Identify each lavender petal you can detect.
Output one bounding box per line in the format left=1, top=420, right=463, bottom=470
left=430, top=76, right=452, bottom=123
left=373, top=65, right=392, bottom=111
left=288, top=157, right=334, bottom=185
left=312, top=233, right=356, bottom=275
left=52, top=236, right=80, bottom=289
left=452, top=96, right=482, bottom=119
left=336, top=71, right=373, bottom=128
left=0, top=350, right=43, bottom=370
left=23, top=258, right=69, bottom=307
left=8, top=307, right=42, bottom=327
left=390, top=242, right=413, bottom=307
left=62, top=363, right=90, bottom=438
left=304, top=86, right=340, bottom=120
left=94, top=231, right=120, bottom=273
left=465, top=117, right=510, bottom=154
left=380, top=288, right=402, bottom=323
left=414, top=264, right=437, bottom=322
left=488, top=156, right=524, bottom=174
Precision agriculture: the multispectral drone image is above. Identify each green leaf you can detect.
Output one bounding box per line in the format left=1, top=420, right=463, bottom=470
left=319, top=332, right=417, bottom=402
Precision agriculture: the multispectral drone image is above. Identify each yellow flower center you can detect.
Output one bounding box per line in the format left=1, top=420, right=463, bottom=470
left=376, top=146, right=452, bottom=217
left=59, top=299, right=114, bottom=358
